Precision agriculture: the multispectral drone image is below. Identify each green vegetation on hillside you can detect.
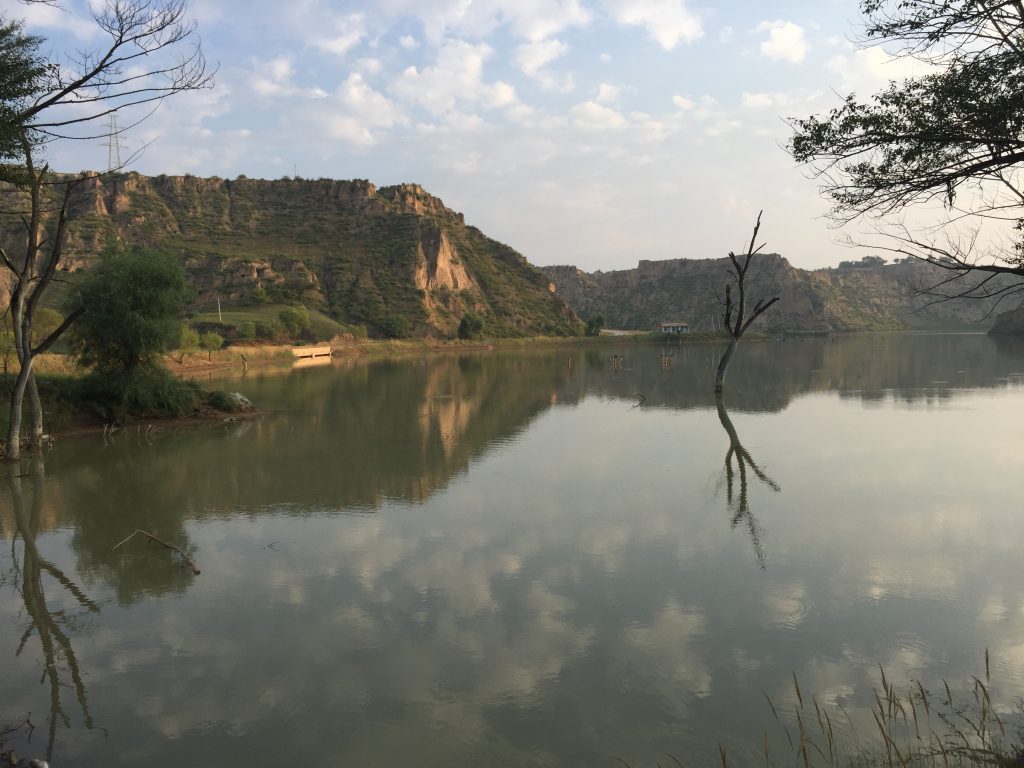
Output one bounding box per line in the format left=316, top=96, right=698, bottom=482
left=3, top=174, right=578, bottom=341
left=190, top=304, right=361, bottom=343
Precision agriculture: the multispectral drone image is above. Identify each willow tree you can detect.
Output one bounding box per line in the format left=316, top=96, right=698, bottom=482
left=714, top=212, right=780, bottom=392
left=789, top=0, right=1024, bottom=307
left=0, top=0, right=213, bottom=460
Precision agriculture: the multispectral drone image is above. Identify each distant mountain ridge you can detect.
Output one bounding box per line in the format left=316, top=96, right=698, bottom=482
left=2, top=172, right=578, bottom=338
left=543, top=255, right=1020, bottom=332
left=3, top=171, right=1021, bottom=338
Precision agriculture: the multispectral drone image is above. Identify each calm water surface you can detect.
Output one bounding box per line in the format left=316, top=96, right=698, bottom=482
left=2, top=334, right=1024, bottom=766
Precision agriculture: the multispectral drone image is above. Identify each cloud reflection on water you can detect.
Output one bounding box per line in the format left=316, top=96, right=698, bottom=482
left=1, top=335, right=1023, bottom=766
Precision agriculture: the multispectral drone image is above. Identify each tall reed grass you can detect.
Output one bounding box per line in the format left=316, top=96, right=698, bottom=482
left=618, top=653, right=1023, bottom=767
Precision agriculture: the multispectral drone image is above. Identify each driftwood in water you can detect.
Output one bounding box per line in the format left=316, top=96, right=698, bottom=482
left=112, top=529, right=201, bottom=575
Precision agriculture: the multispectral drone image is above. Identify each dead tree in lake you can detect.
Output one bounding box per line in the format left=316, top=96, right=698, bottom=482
left=716, top=394, right=779, bottom=567
left=715, top=212, right=779, bottom=392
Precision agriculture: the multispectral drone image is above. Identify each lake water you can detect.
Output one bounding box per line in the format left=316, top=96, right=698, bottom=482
left=2, top=334, right=1024, bottom=766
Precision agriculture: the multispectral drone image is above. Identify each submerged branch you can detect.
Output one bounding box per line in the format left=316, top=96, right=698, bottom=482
left=112, top=528, right=200, bottom=575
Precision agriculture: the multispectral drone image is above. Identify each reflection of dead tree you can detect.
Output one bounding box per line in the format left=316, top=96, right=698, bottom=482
left=716, top=394, right=780, bottom=568
left=7, top=458, right=98, bottom=762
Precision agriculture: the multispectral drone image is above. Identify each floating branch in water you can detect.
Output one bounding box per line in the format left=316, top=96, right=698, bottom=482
left=112, top=529, right=201, bottom=576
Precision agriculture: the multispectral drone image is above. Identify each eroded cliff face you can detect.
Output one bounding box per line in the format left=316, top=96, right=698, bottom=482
left=184, top=255, right=320, bottom=302
left=0, top=172, right=577, bottom=338
left=413, top=222, right=481, bottom=333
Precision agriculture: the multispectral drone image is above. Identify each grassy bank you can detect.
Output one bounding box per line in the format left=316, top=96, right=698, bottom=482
left=0, top=364, right=256, bottom=444
left=190, top=303, right=360, bottom=343
left=15, top=330, right=741, bottom=382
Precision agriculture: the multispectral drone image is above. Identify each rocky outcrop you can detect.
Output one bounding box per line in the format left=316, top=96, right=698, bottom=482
left=988, top=303, right=1024, bottom=334
left=545, top=256, right=1014, bottom=332
left=0, top=172, right=577, bottom=339
left=413, top=221, right=481, bottom=328
left=184, top=256, right=320, bottom=302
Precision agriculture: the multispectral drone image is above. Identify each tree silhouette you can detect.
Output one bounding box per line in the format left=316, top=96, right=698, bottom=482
left=714, top=212, right=779, bottom=392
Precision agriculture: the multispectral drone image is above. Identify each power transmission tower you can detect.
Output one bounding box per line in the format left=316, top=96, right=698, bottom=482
left=104, top=113, right=123, bottom=171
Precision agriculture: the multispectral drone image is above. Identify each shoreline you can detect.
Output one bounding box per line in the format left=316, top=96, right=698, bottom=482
left=24, top=330, right=769, bottom=381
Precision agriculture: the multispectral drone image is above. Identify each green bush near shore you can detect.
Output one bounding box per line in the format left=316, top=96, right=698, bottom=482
left=74, top=363, right=202, bottom=423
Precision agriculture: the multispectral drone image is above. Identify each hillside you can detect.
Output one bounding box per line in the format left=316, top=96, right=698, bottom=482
left=543, top=255, right=1020, bottom=332
left=989, top=304, right=1024, bottom=334
left=1, top=173, right=578, bottom=339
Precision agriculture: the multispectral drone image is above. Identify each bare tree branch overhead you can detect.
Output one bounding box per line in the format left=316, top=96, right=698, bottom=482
left=19, top=0, right=214, bottom=140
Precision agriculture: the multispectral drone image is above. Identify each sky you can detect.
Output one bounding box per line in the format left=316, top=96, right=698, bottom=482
left=0, top=0, right=929, bottom=272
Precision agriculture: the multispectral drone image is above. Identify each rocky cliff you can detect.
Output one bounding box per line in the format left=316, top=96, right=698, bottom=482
left=2, top=173, right=577, bottom=338
left=989, top=304, right=1024, bottom=334
left=544, top=255, right=1020, bottom=332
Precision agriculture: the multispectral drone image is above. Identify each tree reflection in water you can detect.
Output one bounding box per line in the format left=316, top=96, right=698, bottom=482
left=715, top=394, right=780, bottom=568
left=6, top=457, right=98, bottom=762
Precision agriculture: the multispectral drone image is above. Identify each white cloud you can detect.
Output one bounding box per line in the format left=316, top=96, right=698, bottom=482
left=596, top=84, right=621, bottom=104
left=606, top=0, right=703, bottom=50
left=483, top=81, right=518, bottom=109
left=378, top=0, right=590, bottom=44
left=246, top=57, right=328, bottom=100
left=571, top=100, right=627, bottom=130
left=248, top=57, right=296, bottom=98
left=743, top=93, right=776, bottom=110
left=599, top=52, right=611, bottom=63
left=444, top=112, right=486, bottom=132
left=741, top=91, right=790, bottom=109
left=757, top=20, right=808, bottom=63
left=356, top=58, right=384, bottom=76
left=315, top=12, right=366, bottom=56
left=392, top=40, right=490, bottom=114
left=318, top=73, right=405, bottom=147
left=399, top=34, right=419, bottom=49
left=628, top=111, right=670, bottom=143
left=693, top=94, right=719, bottom=119
left=503, top=0, right=591, bottom=41
left=514, top=38, right=570, bottom=76
left=672, top=94, right=695, bottom=111
left=7, top=0, right=98, bottom=39
left=392, top=39, right=518, bottom=114
left=740, top=90, right=823, bottom=115
left=827, top=47, right=935, bottom=94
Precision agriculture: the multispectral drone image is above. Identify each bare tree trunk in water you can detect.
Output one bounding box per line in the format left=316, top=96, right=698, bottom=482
left=7, top=358, right=33, bottom=460
left=714, top=336, right=739, bottom=392
left=2, top=154, right=76, bottom=461
left=714, top=211, right=779, bottom=393
left=28, top=372, right=44, bottom=446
